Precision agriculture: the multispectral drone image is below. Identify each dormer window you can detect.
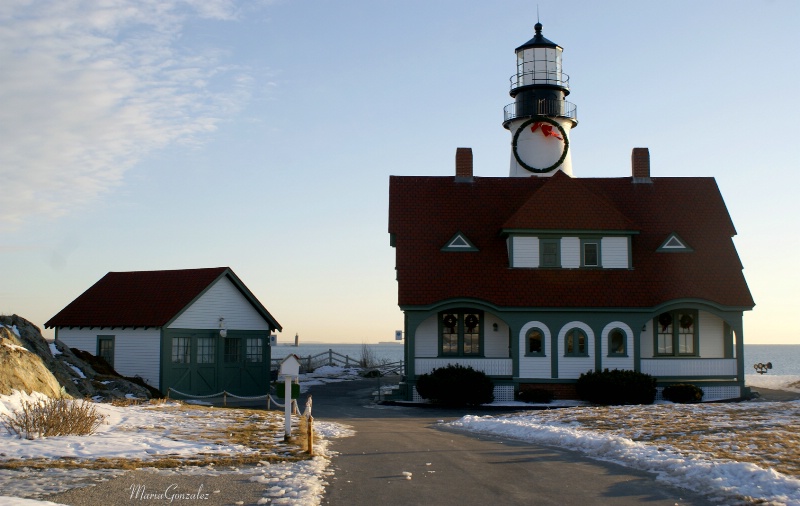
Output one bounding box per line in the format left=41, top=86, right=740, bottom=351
left=540, top=239, right=560, bottom=267
left=581, top=239, right=599, bottom=267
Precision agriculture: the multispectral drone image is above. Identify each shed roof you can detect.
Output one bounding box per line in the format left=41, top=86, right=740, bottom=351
left=45, top=267, right=282, bottom=330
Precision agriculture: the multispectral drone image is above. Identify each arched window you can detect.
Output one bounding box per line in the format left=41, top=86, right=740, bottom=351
left=608, top=328, right=627, bottom=356
left=526, top=328, right=545, bottom=356
left=564, top=328, right=588, bottom=357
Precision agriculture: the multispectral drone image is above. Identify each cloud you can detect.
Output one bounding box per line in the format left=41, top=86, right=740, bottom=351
left=0, top=0, right=254, bottom=229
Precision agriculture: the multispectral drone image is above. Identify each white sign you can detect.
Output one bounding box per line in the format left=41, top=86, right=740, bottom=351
left=269, top=334, right=277, bottom=346
left=395, top=330, right=403, bottom=341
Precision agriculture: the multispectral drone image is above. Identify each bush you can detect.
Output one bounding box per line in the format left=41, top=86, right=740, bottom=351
left=662, top=383, right=704, bottom=403
left=415, top=364, right=494, bottom=407
left=576, top=369, right=656, bottom=405
left=517, top=388, right=554, bottom=404
left=1, top=397, right=106, bottom=439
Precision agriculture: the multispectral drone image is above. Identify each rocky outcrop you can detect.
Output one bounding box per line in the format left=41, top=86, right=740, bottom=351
left=0, top=315, right=152, bottom=400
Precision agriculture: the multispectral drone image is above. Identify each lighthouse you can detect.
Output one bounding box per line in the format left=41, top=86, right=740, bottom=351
left=504, top=23, right=578, bottom=177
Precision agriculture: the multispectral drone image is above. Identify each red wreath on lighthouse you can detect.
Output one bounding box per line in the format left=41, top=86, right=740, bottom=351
left=530, top=122, right=563, bottom=140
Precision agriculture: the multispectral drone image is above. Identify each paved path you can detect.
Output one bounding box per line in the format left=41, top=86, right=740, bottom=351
left=44, top=377, right=720, bottom=505
left=311, top=378, right=712, bottom=506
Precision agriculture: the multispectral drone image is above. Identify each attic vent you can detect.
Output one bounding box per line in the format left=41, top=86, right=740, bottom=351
left=442, top=232, right=478, bottom=252
left=658, top=233, right=693, bottom=252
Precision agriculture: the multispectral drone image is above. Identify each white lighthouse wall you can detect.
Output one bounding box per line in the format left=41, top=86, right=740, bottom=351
left=509, top=117, right=574, bottom=177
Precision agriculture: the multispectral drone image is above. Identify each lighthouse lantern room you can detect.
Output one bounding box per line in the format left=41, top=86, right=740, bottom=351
left=504, top=23, right=578, bottom=177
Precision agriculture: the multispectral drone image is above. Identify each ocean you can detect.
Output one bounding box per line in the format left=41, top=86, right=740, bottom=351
left=271, top=343, right=800, bottom=375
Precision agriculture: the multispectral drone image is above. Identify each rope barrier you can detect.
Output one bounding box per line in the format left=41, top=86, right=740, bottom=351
left=168, top=388, right=298, bottom=412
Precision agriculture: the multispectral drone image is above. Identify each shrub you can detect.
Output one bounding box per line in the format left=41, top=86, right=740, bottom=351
left=415, top=364, right=494, bottom=407
left=662, top=383, right=704, bottom=403
left=1, top=397, right=106, bottom=439
left=576, top=369, right=656, bottom=405
left=517, top=388, right=554, bottom=404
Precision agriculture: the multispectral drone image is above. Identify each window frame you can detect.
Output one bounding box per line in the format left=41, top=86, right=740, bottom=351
left=197, top=336, right=216, bottom=364
left=525, top=327, right=546, bottom=357
left=539, top=238, right=561, bottom=267
left=171, top=336, right=191, bottom=364
left=607, top=328, right=628, bottom=357
left=653, top=310, right=699, bottom=357
left=563, top=327, right=589, bottom=357
left=246, top=337, right=264, bottom=363
left=580, top=238, right=601, bottom=268
left=438, top=310, right=484, bottom=357
left=96, top=335, right=115, bottom=367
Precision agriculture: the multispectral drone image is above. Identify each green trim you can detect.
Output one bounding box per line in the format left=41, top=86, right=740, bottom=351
left=400, top=298, right=752, bottom=314
left=441, top=232, right=478, bottom=252
left=503, top=229, right=639, bottom=236
left=512, top=116, right=569, bottom=173
left=657, top=233, right=694, bottom=253
left=389, top=233, right=396, bottom=247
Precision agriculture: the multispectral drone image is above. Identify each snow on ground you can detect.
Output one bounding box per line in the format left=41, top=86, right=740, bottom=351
left=0, top=390, right=354, bottom=505
left=449, top=378, right=800, bottom=506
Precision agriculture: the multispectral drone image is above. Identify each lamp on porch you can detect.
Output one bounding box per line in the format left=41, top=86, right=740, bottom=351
left=219, top=317, right=227, bottom=337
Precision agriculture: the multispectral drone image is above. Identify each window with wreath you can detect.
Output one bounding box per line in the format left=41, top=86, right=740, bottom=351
left=655, top=311, right=698, bottom=356
left=608, top=328, right=627, bottom=356
left=564, top=328, right=588, bottom=357
left=526, top=327, right=545, bottom=356
left=440, top=311, right=482, bottom=356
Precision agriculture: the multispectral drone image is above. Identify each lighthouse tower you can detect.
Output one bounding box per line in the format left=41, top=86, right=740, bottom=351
left=504, top=23, right=578, bottom=177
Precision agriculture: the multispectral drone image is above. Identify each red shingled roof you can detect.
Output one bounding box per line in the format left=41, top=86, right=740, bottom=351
left=45, top=267, right=281, bottom=330
left=388, top=175, right=754, bottom=310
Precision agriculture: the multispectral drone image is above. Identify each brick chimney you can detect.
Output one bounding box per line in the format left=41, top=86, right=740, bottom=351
left=455, top=147, right=473, bottom=182
left=631, top=147, right=651, bottom=183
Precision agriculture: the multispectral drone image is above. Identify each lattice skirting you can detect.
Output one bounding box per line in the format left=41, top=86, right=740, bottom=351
left=412, top=385, right=514, bottom=403
left=656, top=385, right=741, bottom=402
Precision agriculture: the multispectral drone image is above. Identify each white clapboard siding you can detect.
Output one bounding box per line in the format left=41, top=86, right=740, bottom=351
left=561, top=237, right=580, bottom=268
left=512, top=236, right=539, bottom=268
left=601, top=237, right=629, bottom=268
left=639, top=320, right=654, bottom=357
left=57, top=327, right=161, bottom=389
left=169, top=276, right=268, bottom=330
left=699, top=311, right=725, bottom=357
left=415, top=358, right=512, bottom=376
left=484, top=313, right=509, bottom=358
left=414, top=316, right=438, bottom=358
left=640, top=358, right=738, bottom=377
left=556, top=321, right=595, bottom=378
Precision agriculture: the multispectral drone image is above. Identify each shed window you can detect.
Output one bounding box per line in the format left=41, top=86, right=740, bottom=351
left=246, top=338, right=263, bottom=363
left=171, top=337, right=190, bottom=364
left=97, top=336, right=115, bottom=367
left=197, top=337, right=215, bottom=364
left=224, top=337, right=241, bottom=363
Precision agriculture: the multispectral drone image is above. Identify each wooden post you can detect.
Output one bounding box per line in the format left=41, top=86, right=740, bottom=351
left=223, top=391, right=227, bottom=407
left=307, top=415, right=314, bottom=455
left=328, top=349, right=333, bottom=366
left=284, top=375, right=292, bottom=439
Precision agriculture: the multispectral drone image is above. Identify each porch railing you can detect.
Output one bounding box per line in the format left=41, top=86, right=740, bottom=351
left=415, top=358, right=512, bottom=376
left=641, top=358, right=738, bottom=377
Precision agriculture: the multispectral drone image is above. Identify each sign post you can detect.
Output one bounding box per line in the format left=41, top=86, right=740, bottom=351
left=278, top=355, right=301, bottom=440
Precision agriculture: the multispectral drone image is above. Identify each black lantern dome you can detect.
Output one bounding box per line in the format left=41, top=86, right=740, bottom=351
left=503, top=23, right=577, bottom=129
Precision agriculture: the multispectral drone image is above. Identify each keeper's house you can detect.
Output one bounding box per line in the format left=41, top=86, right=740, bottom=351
left=45, top=267, right=281, bottom=397
left=388, top=24, right=754, bottom=402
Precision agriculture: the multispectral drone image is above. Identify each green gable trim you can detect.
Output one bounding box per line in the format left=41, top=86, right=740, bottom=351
left=502, top=229, right=640, bottom=237
left=441, top=232, right=478, bottom=252
left=657, top=233, right=693, bottom=252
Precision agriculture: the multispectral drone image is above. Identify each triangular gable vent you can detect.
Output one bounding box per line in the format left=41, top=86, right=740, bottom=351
left=442, top=232, right=478, bottom=252
left=658, top=233, right=693, bottom=252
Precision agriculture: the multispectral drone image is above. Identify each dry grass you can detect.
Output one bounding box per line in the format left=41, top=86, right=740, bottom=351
left=1, top=397, right=106, bottom=439
left=0, top=404, right=310, bottom=471
left=530, top=402, right=800, bottom=478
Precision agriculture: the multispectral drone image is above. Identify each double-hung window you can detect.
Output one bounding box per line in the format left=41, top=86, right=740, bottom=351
left=440, top=311, right=483, bottom=356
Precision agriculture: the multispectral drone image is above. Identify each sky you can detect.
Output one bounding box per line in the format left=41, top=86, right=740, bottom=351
left=1, top=0, right=798, bottom=344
